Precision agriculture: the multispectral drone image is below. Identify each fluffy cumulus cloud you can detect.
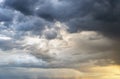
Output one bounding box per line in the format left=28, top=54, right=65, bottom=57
left=0, top=0, right=120, bottom=79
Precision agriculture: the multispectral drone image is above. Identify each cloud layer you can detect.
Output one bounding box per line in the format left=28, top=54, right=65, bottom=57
left=0, top=0, right=119, bottom=73
left=0, top=67, right=82, bottom=79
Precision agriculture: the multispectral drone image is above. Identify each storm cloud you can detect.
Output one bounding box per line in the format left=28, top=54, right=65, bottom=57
left=2, top=0, right=120, bottom=37
left=0, top=0, right=119, bottom=74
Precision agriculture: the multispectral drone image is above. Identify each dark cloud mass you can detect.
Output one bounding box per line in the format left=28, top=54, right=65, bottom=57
left=0, top=0, right=119, bottom=72
left=4, top=0, right=38, bottom=15
left=2, top=0, right=120, bottom=37
left=0, top=8, right=14, bottom=21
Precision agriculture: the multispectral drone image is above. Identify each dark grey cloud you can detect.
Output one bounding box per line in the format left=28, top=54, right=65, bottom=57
left=93, top=0, right=120, bottom=22
left=110, top=40, right=120, bottom=65
left=66, top=0, right=120, bottom=38
left=0, top=8, right=14, bottom=21
left=0, top=0, right=119, bottom=68
left=16, top=16, right=50, bottom=34
left=4, top=0, right=38, bottom=15
left=0, top=38, right=15, bottom=50
left=3, top=0, right=120, bottom=38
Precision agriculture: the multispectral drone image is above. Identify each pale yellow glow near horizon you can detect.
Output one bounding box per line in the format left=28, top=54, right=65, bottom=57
left=82, top=65, right=120, bottom=79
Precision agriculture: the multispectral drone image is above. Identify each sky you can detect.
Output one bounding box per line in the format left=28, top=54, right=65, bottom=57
left=0, top=0, right=120, bottom=79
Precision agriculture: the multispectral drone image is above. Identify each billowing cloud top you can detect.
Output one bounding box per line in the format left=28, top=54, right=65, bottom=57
left=0, top=0, right=120, bottom=79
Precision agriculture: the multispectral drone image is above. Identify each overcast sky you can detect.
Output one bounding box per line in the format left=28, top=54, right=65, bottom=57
left=0, top=0, right=120, bottom=79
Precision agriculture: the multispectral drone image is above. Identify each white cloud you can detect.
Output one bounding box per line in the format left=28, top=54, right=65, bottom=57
left=0, top=0, right=4, bottom=4
left=0, top=50, right=47, bottom=67
left=0, top=34, right=12, bottom=40
left=0, top=21, right=115, bottom=69
left=16, top=22, right=113, bottom=68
